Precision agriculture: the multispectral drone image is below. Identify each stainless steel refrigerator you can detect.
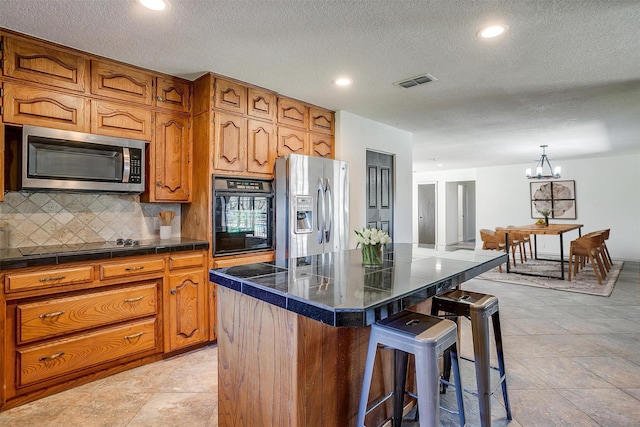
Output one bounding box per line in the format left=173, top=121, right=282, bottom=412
left=275, top=154, right=349, bottom=259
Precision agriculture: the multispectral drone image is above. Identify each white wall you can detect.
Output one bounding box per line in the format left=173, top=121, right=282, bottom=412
left=414, top=153, right=640, bottom=262
left=335, top=111, right=413, bottom=248
left=413, top=169, right=476, bottom=245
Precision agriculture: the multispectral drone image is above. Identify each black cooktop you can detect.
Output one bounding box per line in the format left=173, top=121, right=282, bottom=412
left=18, top=239, right=140, bottom=256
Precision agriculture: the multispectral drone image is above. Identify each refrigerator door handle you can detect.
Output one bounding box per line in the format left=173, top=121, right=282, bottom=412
left=317, top=178, right=325, bottom=244
left=324, top=178, right=333, bottom=243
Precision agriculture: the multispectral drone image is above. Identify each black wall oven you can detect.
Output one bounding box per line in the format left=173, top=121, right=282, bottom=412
left=212, top=176, right=274, bottom=256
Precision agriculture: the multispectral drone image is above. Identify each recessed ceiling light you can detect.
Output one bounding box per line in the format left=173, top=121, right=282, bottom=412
left=478, top=24, right=508, bottom=39
left=334, top=78, right=352, bottom=86
left=139, top=0, right=169, bottom=11
left=436, top=163, right=444, bottom=167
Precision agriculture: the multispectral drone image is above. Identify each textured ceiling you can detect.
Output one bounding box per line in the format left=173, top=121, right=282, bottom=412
left=1, top=0, right=639, bottom=172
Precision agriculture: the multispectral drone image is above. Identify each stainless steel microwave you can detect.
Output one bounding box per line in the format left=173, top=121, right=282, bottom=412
left=21, top=125, right=146, bottom=193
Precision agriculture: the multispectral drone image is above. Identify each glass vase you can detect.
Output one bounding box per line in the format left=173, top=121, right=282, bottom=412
left=361, top=244, right=383, bottom=266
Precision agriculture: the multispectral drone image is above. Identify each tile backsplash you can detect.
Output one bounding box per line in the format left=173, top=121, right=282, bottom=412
left=0, top=191, right=180, bottom=248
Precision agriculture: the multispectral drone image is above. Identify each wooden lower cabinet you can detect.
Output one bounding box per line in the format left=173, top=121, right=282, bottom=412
left=0, top=250, right=211, bottom=411
left=17, top=317, right=159, bottom=386
left=165, top=269, right=208, bottom=351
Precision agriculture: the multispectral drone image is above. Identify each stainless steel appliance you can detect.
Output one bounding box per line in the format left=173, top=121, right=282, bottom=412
left=275, top=154, right=349, bottom=259
left=21, top=125, right=145, bottom=193
left=212, top=176, right=274, bottom=256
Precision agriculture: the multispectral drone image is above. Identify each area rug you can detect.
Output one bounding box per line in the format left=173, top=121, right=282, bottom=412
left=476, top=258, right=623, bottom=297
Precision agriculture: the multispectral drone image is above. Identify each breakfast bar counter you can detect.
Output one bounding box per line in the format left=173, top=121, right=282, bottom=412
left=210, top=243, right=506, bottom=426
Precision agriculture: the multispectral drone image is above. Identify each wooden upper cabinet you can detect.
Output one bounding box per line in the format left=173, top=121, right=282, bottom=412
left=214, top=112, right=246, bottom=173
left=310, top=133, right=334, bottom=159
left=0, top=120, right=4, bottom=202
left=90, top=60, right=154, bottom=106
left=277, top=97, right=308, bottom=130
left=309, top=106, right=334, bottom=135
left=2, top=36, right=89, bottom=93
left=247, top=119, right=275, bottom=175
left=156, top=76, right=191, bottom=112
left=247, top=87, right=276, bottom=121
left=277, top=126, right=308, bottom=157
left=2, top=83, right=90, bottom=132
left=214, top=78, right=247, bottom=115
left=90, top=99, right=152, bottom=141
left=152, top=112, right=192, bottom=202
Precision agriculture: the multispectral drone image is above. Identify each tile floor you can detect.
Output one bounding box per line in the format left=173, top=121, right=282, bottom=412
left=0, top=262, right=638, bottom=427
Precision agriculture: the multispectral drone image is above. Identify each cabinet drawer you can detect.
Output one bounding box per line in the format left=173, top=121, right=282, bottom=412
left=5, top=266, right=94, bottom=293
left=18, top=318, right=158, bottom=386
left=169, top=252, right=204, bottom=271
left=17, top=283, right=158, bottom=343
left=99, top=258, right=165, bottom=280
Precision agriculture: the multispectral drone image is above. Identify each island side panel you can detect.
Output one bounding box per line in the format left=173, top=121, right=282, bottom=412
left=217, top=286, right=395, bottom=426
left=217, top=287, right=299, bottom=426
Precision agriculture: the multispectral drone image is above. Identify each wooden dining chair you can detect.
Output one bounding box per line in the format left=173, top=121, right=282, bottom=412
left=495, top=228, right=523, bottom=267
left=508, top=226, right=533, bottom=261
left=568, top=235, right=606, bottom=285
left=479, top=229, right=505, bottom=272
left=582, top=230, right=611, bottom=273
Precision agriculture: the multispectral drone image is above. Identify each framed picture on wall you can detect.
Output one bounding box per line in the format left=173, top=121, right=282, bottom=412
left=530, top=180, right=577, bottom=219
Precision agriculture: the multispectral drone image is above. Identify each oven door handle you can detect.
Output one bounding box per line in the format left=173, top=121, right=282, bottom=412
left=317, top=178, right=325, bottom=244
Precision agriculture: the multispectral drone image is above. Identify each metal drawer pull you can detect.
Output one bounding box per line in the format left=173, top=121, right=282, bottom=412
left=39, top=310, right=65, bottom=319
left=124, top=266, right=145, bottom=271
left=124, top=296, right=144, bottom=303
left=39, top=352, right=64, bottom=362
left=124, top=332, right=144, bottom=340
left=39, top=275, right=66, bottom=282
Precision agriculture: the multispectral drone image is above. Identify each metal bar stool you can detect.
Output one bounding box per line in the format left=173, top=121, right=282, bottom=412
left=357, top=310, right=466, bottom=427
left=431, top=289, right=512, bottom=427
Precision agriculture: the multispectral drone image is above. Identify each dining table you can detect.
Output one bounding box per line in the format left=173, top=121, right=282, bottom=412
left=504, top=223, right=583, bottom=280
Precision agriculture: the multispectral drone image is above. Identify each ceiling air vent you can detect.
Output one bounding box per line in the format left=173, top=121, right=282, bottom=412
left=394, top=74, right=437, bottom=89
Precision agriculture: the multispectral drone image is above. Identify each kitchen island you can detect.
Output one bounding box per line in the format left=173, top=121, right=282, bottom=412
left=210, top=243, right=506, bottom=426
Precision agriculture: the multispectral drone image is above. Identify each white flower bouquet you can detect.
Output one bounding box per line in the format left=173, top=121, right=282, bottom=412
left=355, top=227, right=392, bottom=266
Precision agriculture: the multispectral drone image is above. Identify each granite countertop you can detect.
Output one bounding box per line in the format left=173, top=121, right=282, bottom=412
left=210, top=243, right=507, bottom=327
left=0, top=237, right=209, bottom=270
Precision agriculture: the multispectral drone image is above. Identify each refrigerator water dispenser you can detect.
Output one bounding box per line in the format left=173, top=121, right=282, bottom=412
left=295, top=196, right=313, bottom=233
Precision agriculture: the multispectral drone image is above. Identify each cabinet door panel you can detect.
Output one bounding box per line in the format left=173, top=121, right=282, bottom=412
left=310, top=133, right=334, bottom=159
left=167, top=270, right=207, bottom=351
left=214, top=112, right=246, bottom=173
left=277, top=126, right=308, bottom=157
left=214, top=78, right=247, bottom=115
left=247, top=119, right=275, bottom=175
left=277, top=97, right=308, bottom=129
left=90, top=99, right=152, bottom=140
left=3, top=36, right=88, bottom=92
left=2, top=83, right=89, bottom=132
left=247, top=88, right=276, bottom=121
left=309, top=106, right=334, bottom=135
left=154, top=113, right=191, bottom=201
left=91, top=60, right=153, bottom=105
left=156, top=77, right=191, bottom=112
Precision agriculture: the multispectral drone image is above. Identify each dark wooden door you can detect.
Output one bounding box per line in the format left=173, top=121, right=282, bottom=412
left=418, top=183, right=436, bottom=244
left=366, top=151, right=394, bottom=239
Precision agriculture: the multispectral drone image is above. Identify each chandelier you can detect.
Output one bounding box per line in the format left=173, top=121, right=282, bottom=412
left=526, top=145, right=561, bottom=179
